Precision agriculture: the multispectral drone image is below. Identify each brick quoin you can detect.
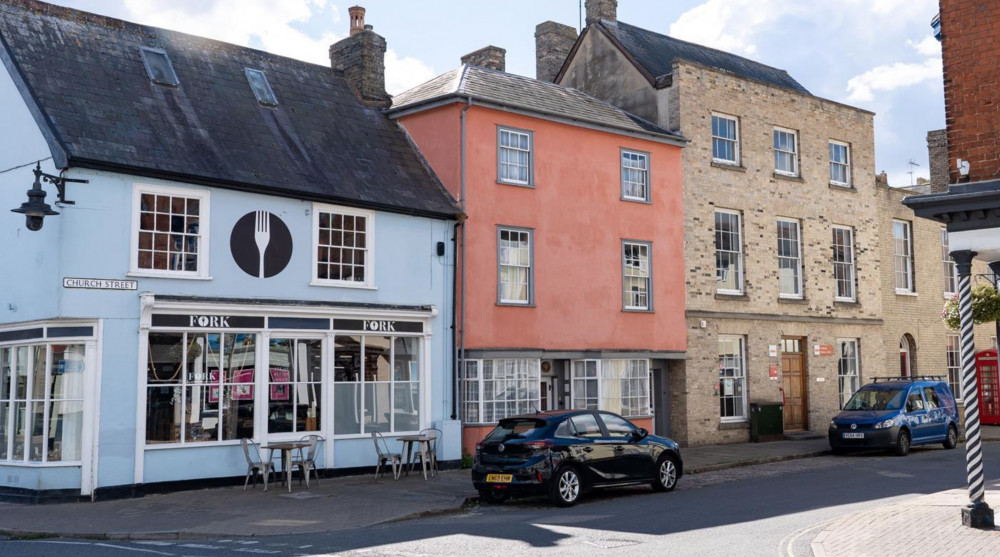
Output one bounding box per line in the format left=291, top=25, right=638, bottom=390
left=940, top=0, right=1000, bottom=183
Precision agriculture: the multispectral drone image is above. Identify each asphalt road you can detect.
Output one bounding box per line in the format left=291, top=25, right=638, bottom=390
left=4, top=443, right=999, bottom=557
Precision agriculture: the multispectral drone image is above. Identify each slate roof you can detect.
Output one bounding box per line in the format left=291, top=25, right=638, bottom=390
left=596, top=20, right=810, bottom=95
left=389, top=65, right=685, bottom=142
left=0, top=0, right=458, bottom=219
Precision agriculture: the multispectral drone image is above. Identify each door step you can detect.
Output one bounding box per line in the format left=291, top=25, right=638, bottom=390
left=784, top=431, right=824, bottom=441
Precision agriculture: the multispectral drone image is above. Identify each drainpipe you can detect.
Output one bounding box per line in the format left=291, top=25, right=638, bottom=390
left=454, top=97, right=473, bottom=421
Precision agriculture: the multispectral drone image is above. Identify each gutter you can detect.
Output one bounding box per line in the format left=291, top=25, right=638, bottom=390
left=454, top=96, right=473, bottom=421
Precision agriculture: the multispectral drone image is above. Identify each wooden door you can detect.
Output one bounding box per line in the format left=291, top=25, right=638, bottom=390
left=781, top=337, right=808, bottom=431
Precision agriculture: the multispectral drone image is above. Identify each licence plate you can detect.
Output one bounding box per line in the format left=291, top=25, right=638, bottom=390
left=842, top=432, right=864, bottom=439
left=486, top=473, right=513, bottom=483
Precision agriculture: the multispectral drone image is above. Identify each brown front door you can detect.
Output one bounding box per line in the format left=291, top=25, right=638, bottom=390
left=781, top=337, right=808, bottom=431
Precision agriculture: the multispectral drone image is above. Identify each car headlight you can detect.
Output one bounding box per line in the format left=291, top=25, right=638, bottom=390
left=829, top=420, right=838, bottom=429
left=873, top=418, right=896, bottom=429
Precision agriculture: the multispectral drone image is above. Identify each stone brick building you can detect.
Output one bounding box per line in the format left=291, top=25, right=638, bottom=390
left=542, top=0, right=887, bottom=445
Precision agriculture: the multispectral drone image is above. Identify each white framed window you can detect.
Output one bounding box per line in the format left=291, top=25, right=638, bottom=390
left=312, top=203, right=374, bottom=288
left=837, top=339, right=860, bottom=409
left=621, top=149, right=650, bottom=202
left=718, top=336, right=747, bottom=422
left=773, top=127, right=798, bottom=176
left=461, top=359, right=540, bottom=424
left=0, top=344, right=86, bottom=463
left=571, top=359, right=650, bottom=418
left=623, top=240, right=652, bottom=311
left=497, top=127, right=533, bottom=186
left=942, top=229, right=957, bottom=295
left=893, top=220, right=914, bottom=293
left=333, top=334, right=421, bottom=435
left=946, top=335, right=961, bottom=398
left=130, top=184, right=210, bottom=278
left=829, top=140, right=851, bottom=186
left=497, top=227, right=533, bottom=305
left=832, top=226, right=856, bottom=301
left=715, top=209, right=744, bottom=294
left=777, top=218, right=803, bottom=298
left=712, top=113, right=740, bottom=165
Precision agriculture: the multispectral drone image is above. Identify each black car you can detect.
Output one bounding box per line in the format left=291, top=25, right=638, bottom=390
left=472, top=409, right=683, bottom=507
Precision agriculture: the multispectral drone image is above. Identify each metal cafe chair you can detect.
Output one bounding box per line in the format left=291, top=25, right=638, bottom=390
left=291, top=434, right=324, bottom=487
left=412, top=428, right=441, bottom=478
left=241, top=438, right=273, bottom=491
left=372, top=431, right=402, bottom=480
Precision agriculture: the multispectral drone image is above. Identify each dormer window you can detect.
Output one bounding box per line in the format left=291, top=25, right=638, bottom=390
left=140, top=47, right=179, bottom=87
left=244, top=68, right=278, bottom=106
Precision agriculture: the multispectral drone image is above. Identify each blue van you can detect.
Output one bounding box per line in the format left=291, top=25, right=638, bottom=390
left=828, top=377, right=960, bottom=456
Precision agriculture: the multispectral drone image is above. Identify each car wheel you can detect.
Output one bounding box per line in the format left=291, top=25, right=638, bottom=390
left=894, top=429, right=911, bottom=457
left=651, top=454, right=679, bottom=492
left=548, top=466, right=581, bottom=507
left=478, top=488, right=509, bottom=504
left=943, top=425, right=958, bottom=450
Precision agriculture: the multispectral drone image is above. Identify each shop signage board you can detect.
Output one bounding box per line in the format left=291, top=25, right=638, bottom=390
left=813, top=344, right=835, bottom=356
left=63, top=277, right=138, bottom=290
left=334, top=319, right=423, bottom=333
left=151, top=314, right=267, bottom=328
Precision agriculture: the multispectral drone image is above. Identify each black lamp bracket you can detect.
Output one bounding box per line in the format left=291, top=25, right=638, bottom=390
left=34, top=162, right=88, bottom=205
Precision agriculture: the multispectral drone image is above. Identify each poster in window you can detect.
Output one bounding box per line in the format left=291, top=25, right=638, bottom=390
left=270, top=368, right=290, bottom=400
left=208, top=369, right=255, bottom=403
left=722, top=378, right=734, bottom=396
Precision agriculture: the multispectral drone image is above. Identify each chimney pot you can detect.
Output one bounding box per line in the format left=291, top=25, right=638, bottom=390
left=348, top=5, right=365, bottom=36
left=461, top=45, right=506, bottom=72
left=585, top=0, right=617, bottom=25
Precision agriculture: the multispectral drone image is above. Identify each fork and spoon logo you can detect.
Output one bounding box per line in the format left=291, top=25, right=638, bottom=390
left=230, top=210, right=293, bottom=278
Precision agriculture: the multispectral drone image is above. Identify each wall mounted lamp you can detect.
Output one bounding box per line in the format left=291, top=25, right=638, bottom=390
left=10, top=162, right=88, bottom=231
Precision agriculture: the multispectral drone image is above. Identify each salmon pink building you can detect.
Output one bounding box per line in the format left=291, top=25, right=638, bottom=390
left=389, top=49, right=687, bottom=453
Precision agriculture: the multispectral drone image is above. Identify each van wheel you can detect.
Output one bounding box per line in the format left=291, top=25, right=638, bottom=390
left=478, top=488, right=508, bottom=504
left=894, top=429, right=911, bottom=456
left=548, top=466, right=581, bottom=507
left=943, top=425, right=958, bottom=450
left=651, top=454, right=679, bottom=492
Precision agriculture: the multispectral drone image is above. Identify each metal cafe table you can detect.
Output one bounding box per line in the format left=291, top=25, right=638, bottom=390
left=262, top=441, right=310, bottom=492
left=397, top=434, right=434, bottom=480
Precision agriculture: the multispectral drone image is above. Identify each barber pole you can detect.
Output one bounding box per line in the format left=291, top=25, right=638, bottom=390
left=952, top=250, right=995, bottom=528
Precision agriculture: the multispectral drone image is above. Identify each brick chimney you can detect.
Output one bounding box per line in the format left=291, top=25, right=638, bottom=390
left=926, top=129, right=949, bottom=192
left=586, top=0, right=617, bottom=25
left=329, top=5, right=390, bottom=107
left=348, top=6, right=365, bottom=36
left=461, top=46, right=506, bottom=72
left=535, top=21, right=577, bottom=82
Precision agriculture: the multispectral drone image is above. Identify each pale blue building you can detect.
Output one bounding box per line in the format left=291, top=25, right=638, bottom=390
left=0, top=1, right=459, bottom=500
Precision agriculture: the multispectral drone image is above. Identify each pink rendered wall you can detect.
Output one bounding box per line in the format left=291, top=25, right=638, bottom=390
left=398, top=104, right=686, bottom=352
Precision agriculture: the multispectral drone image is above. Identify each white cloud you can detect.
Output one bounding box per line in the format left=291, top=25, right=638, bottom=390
left=845, top=58, right=942, bottom=102
left=120, top=0, right=433, bottom=93
left=907, top=36, right=941, bottom=56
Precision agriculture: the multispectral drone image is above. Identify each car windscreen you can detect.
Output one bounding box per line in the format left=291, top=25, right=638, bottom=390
left=485, top=418, right=547, bottom=441
left=843, top=387, right=906, bottom=411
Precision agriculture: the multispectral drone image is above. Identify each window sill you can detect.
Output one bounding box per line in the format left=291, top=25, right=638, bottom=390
left=719, top=421, right=749, bottom=430
left=772, top=172, right=803, bottom=182
left=0, top=460, right=83, bottom=467
left=829, top=183, right=855, bottom=191
left=778, top=296, right=807, bottom=304
left=310, top=280, right=377, bottom=290
left=128, top=271, right=212, bottom=280
left=497, top=302, right=536, bottom=308
left=715, top=292, right=748, bottom=300
left=623, top=307, right=654, bottom=313
left=833, top=299, right=859, bottom=306
left=711, top=161, right=746, bottom=172
left=497, top=180, right=535, bottom=189
left=895, top=290, right=918, bottom=297
left=620, top=196, right=652, bottom=205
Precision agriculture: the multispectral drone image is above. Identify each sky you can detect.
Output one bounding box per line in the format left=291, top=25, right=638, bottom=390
left=48, top=0, right=945, bottom=187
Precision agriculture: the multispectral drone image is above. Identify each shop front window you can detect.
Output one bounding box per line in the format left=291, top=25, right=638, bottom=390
left=268, top=338, right=322, bottom=434
left=146, top=332, right=257, bottom=444
left=333, top=334, right=421, bottom=435
left=571, top=359, right=650, bottom=418
left=1, top=343, right=85, bottom=462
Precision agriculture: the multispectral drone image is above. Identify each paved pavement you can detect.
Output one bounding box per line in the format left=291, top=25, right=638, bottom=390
left=0, top=427, right=998, bottom=556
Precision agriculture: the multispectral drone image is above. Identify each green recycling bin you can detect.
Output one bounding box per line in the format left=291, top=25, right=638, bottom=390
left=749, top=401, right=784, bottom=442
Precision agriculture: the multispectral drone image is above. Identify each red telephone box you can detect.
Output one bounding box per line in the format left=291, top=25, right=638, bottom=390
left=974, top=349, right=1000, bottom=425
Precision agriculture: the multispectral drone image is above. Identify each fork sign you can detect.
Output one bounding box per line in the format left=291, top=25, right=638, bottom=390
left=254, top=210, right=271, bottom=278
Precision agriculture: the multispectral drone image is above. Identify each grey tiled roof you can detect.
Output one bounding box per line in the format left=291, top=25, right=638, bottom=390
left=0, top=1, right=458, bottom=218
left=600, top=20, right=810, bottom=95
left=390, top=65, right=684, bottom=141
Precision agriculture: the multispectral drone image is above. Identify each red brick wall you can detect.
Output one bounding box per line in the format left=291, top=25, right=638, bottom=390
left=940, top=0, right=1000, bottom=184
